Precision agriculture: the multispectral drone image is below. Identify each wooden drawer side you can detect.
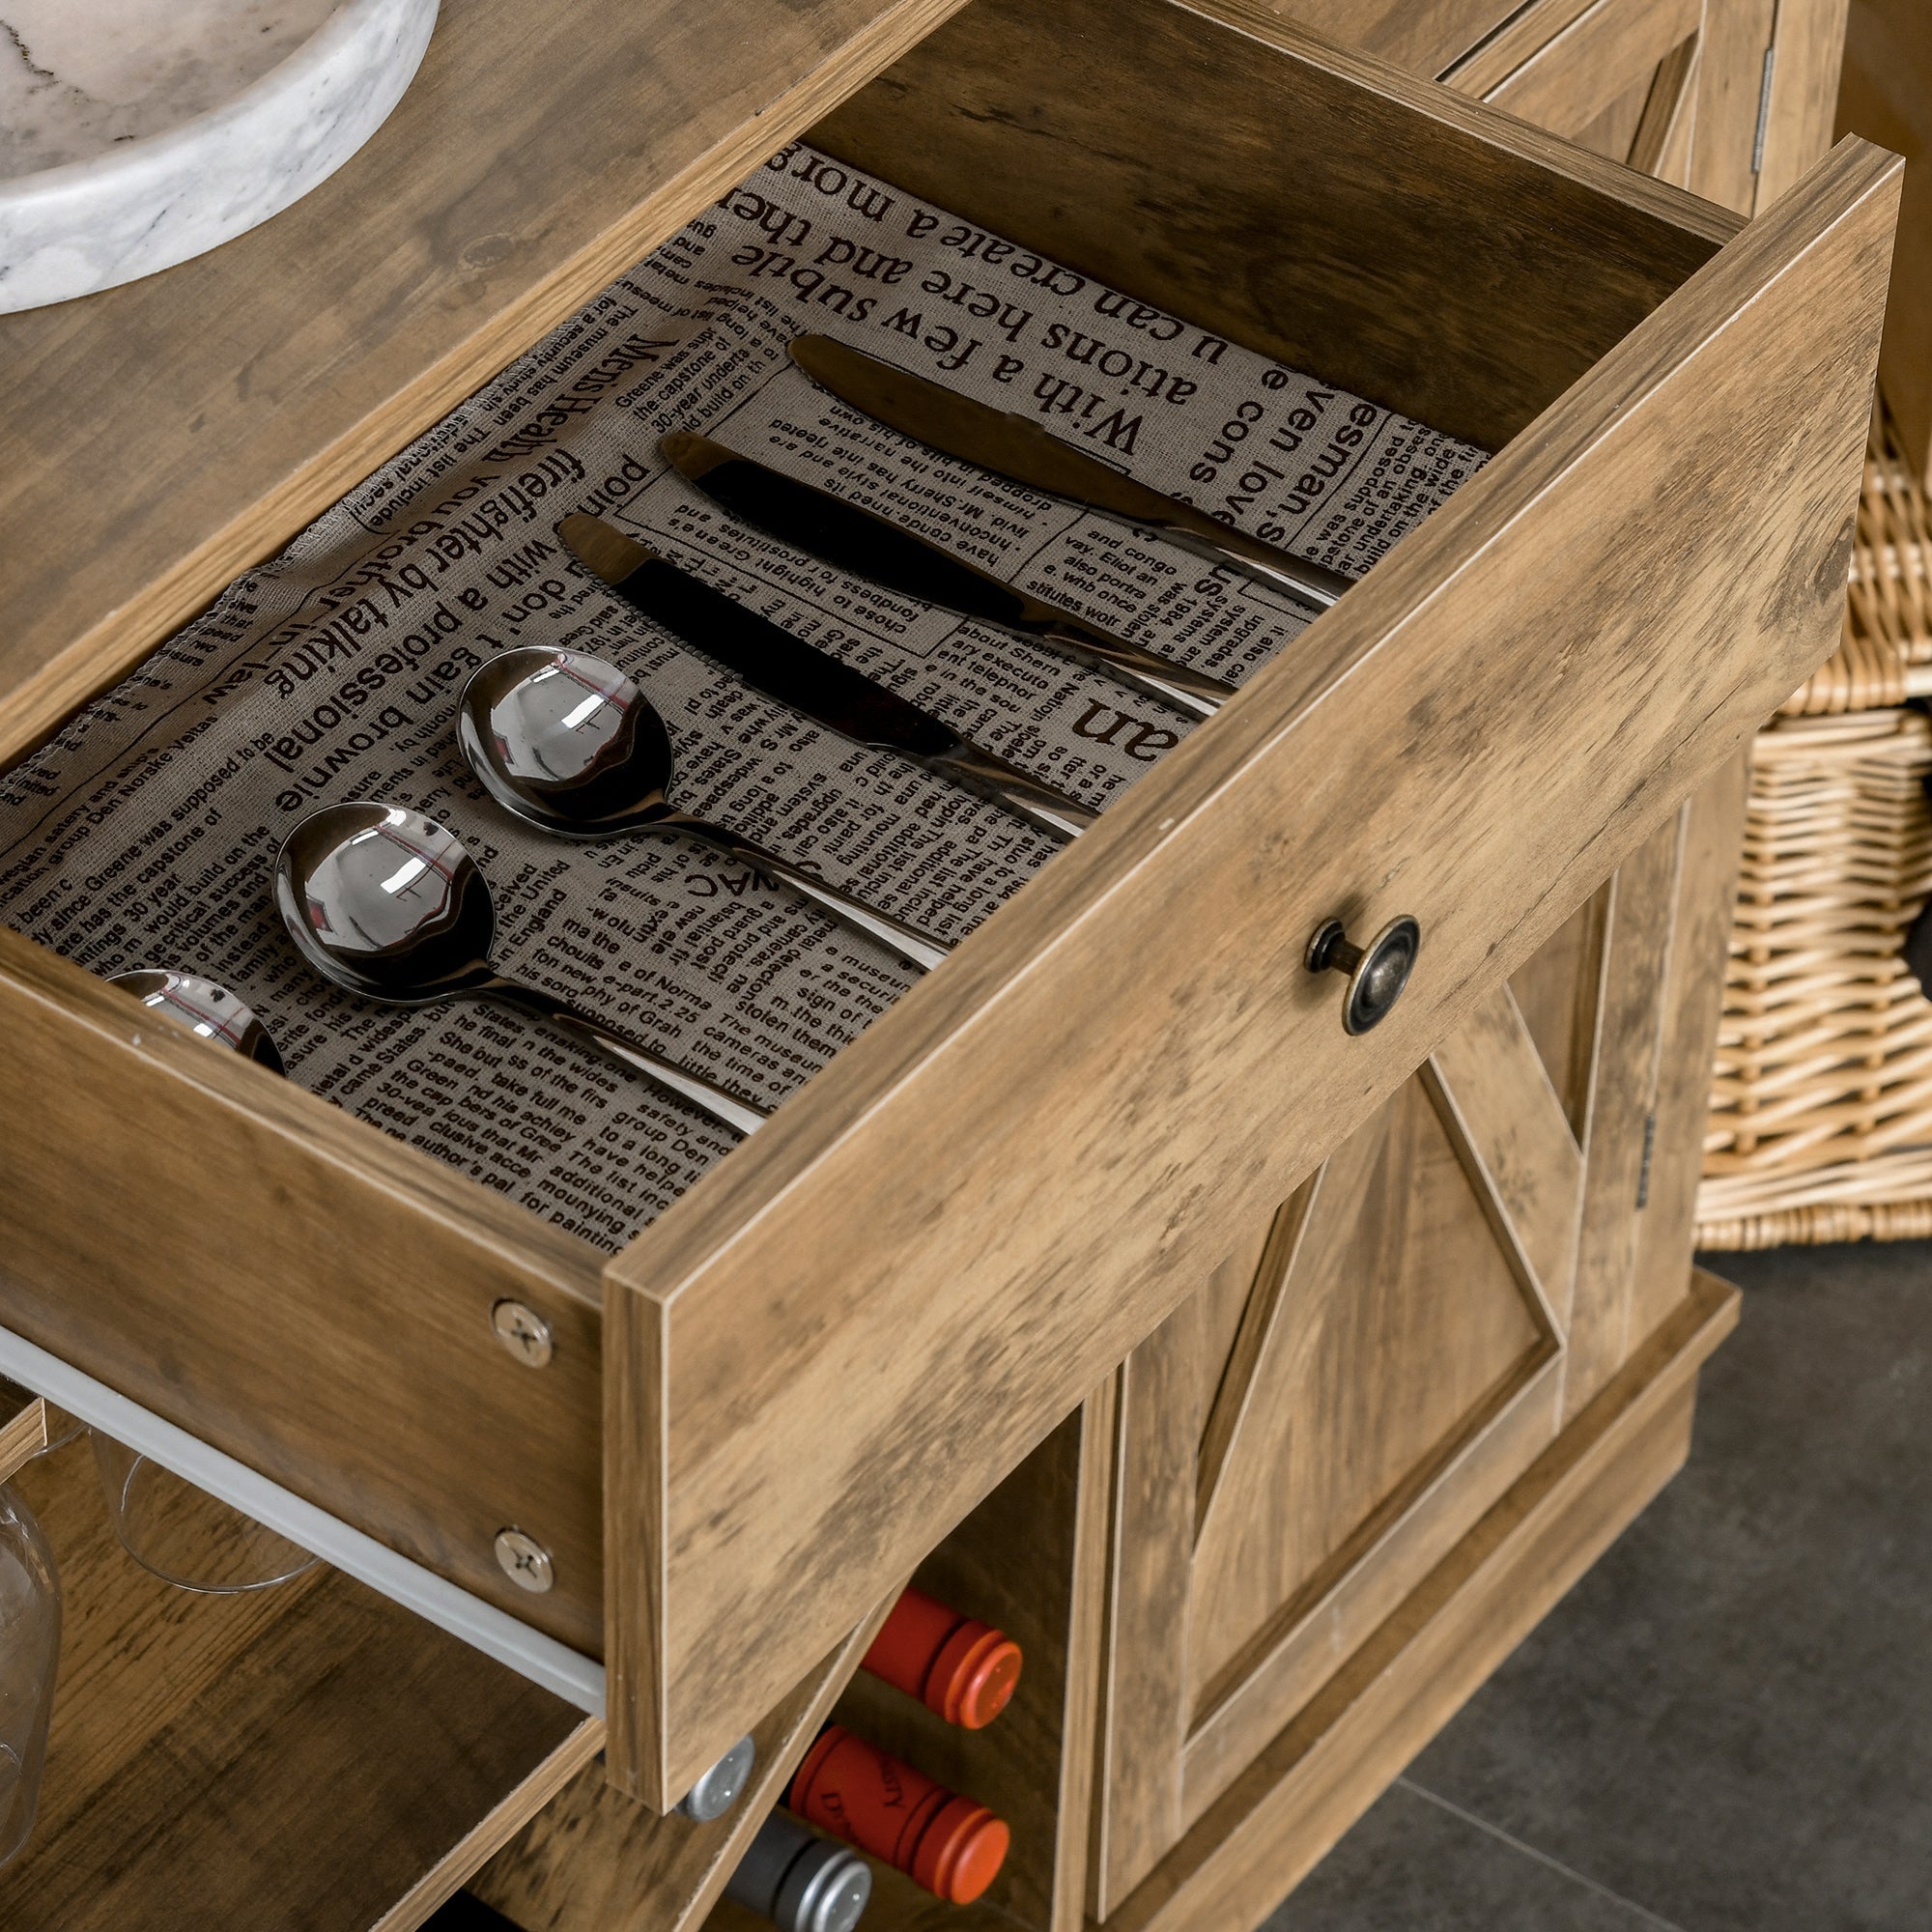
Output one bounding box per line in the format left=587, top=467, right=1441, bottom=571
left=0, top=934, right=608, bottom=1653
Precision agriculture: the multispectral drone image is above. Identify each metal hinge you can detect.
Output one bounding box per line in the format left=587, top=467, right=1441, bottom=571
left=1752, top=43, right=1777, bottom=175
left=1635, top=1110, right=1658, bottom=1209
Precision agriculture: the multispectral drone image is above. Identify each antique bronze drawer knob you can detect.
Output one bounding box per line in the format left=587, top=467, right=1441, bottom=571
left=1305, top=916, right=1422, bottom=1036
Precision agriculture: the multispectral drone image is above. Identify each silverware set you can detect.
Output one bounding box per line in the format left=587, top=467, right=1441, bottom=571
left=114, top=335, right=1352, bottom=1139
left=552, top=513, right=1097, bottom=840
left=275, top=801, right=770, bottom=1135
left=661, top=431, right=1240, bottom=722
left=458, top=647, right=952, bottom=970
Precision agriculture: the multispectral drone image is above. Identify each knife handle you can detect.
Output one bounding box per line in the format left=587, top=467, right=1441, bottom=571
left=668, top=815, right=952, bottom=973
left=1037, top=621, right=1232, bottom=723
left=919, top=740, right=1099, bottom=843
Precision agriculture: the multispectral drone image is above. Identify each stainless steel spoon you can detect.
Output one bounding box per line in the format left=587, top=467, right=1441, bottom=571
left=109, top=969, right=285, bottom=1073
left=272, top=800, right=767, bottom=1136
left=457, top=648, right=950, bottom=973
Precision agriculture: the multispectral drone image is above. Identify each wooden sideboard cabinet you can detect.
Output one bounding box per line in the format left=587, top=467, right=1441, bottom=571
left=0, top=0, right=1888, bottom=1926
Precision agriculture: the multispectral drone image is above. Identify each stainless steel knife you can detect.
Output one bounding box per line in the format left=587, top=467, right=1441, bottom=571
left=788, top=334, right=1355, bottom=613
left=555, top=514, right=1096, bottom=842
left=661, top=431, right=1233, bottom=723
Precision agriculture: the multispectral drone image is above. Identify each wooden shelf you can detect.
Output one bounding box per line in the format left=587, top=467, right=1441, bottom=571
left=0, top=1379, right=47, bottom=1480
left=0, top=1437, right=594, bottom=1931
left=0, top=0, right=968, bottom=770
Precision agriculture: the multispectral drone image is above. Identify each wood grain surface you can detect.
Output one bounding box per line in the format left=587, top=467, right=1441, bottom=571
left=0, top=1438, right=589, bottom=1932
left=1177, top=1080, right=1558, bottom=1819
left=1475, top=0, right=1703, bottom=139
left=1757, top=0, right=1854, bottom=208
left=1691, top=0, right=1781, bottom=213
left=1192, top=1191, right=1320, bottom=1543
left=1839, top=0, right=1932, bottom=474
left=1089, top=1315, right=1200, bottom=1914
left=0, top=1382, right=48, bottom=1482
left=0, top=0, right=973, bottom=772
left=1561, top=811, right=1688, bottom=1421
left=1426, top=983, right=1584, bottom=1313
left=1103, top=1271, right=1740, bottom=1932
left=1627, top=31, right=1702, bottom=177
left=1260, top=0, right=1529, bottom=78
left=819, top=0, right=1734, bottom=453
left=1630, top=759, right=1750, bottom=1350
left=0, top=931, right=609, bottom=1650
left=600, top=4, right=1896, bottom=1793
left=1509, top=892, right=1611, bottom=1140
left=1440, top=0, right=1603, bottom=95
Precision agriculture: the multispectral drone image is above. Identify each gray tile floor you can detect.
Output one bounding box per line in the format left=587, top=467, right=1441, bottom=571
left=1262, top=1240, right=1932, bottom=1932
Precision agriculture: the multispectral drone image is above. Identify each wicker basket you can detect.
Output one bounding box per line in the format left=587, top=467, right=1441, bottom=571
left=1694, top=404, right=1932, bottom=1250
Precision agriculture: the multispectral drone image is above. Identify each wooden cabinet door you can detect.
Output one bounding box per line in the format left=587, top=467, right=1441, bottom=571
left=1435, top=0, right=1846, bottom=207
left=1088, top=774, right=1745, bottom=1916
left=1079, top=2, right=1848, bottom=1917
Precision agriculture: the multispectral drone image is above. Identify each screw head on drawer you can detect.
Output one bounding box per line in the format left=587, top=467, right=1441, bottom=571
left=491, top=1299, right=554, bottom=1368
left=495, top=1528, right=554, bottom=1593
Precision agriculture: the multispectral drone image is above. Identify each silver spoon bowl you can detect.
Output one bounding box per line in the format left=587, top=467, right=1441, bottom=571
left=458, top=647, right=949, bottom=973
left=273, top=800, right=767, bottom=1136
left=109, top=969, right=284, bottom=1074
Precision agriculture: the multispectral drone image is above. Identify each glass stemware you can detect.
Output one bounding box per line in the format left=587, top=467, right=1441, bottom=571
left=0, top=1483, right=60, bottom=1870
left=90, top=1435, right=316, bottom=1596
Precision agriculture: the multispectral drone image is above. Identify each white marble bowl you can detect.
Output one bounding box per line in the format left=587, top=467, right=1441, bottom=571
left=0, top=0, right=440, bottom=314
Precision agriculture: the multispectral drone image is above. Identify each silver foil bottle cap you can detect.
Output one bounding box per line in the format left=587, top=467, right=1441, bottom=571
left=725, top=1811, right=872, bottom=1932
left=777, top=1838, right=871, bottom=1932
left=675, top=1733, right=756, bottom=1822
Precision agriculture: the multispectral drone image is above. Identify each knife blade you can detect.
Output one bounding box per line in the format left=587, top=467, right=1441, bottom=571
left=788, top=334, right=1354, bottom=613
left=555, top=514, right=1095, bottom=842
left=661, top=431, right=1233, bottom=723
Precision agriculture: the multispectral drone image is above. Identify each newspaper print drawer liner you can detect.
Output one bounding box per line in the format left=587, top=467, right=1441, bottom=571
left=0, top=153, right=1479, bottom=1250
left=0, top=0, right=1893, bottom=1807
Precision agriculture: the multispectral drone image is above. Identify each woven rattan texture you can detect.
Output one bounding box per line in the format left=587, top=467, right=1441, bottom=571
left=1696, top=704, right=1932, bottom=1250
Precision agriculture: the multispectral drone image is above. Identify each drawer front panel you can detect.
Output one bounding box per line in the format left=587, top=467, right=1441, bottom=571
left=600, top=0, right=1897, bottom=1799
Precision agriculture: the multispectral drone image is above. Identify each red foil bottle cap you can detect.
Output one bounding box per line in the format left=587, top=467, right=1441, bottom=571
left=863, top=1586, right=1024, bottom=1729
left=911, top=1795, right=1010, bottom=1904
left=928, top=1621, right=1023, bottom=1729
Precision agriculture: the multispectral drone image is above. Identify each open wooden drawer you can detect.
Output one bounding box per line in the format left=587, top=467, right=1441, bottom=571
left=0, top=0, right=1894, bottom=1827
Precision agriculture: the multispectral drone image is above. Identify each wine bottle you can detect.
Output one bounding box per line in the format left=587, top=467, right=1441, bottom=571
left=786, top=1722, right=1009, bottom=1905
left=725, top=1810, right=872, bottom=1932
left=861, top=1586, right=1022, bottom=1730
